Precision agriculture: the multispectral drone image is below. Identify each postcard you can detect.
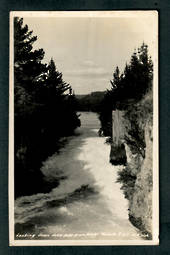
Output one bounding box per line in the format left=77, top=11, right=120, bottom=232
left=9, top=11, right=159, bottom=246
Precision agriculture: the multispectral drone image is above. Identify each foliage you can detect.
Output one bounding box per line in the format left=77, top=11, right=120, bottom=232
left=14, top=17, right=80, bottom=198
left=110, top=143, right=127, bottom=165
left=76, top=91, right=105, bottom=112
left=99, top=43, right=153, bottom=136
left=117, top=164, right=137, bottom=200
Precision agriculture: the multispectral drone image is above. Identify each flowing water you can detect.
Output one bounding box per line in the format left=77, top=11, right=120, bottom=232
left=15, top=112, right=141, bottom=240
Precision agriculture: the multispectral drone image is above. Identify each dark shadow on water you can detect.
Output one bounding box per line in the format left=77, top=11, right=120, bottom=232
left=15, top=132, right=101, bottom=237
left=15, top=113, right=104, bottom=237
left=15, top=184, right=98, bottom=237
left=46, top=184, right=98, bottom=208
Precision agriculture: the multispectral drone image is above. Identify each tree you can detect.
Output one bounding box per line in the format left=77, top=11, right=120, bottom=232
left=99, top=43, right=153, bottom=136
left=14, top=17, right=80, bottom=198
left=46, top=58, right=80, bottom=136
left=14, top=17, right=47, bottom=105
left=14, top=17, right=47, bottom=158
left=45, top=58, right=70, bottom=103
left=110, top=66, right=121, bottom=90
left=14, top=17, right=49, bottom=197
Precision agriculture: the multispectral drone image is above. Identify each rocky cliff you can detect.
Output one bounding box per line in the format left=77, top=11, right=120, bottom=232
left=127, top=120, right=153, bottom=239
left=112, top=89, right=153, bottom=238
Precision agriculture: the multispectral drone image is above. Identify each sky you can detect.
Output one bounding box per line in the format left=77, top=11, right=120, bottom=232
left=20, top=12, right=157, bottom=95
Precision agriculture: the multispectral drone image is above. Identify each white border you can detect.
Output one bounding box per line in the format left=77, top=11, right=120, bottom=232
left=152, top=11, right=159, bottom=244
left=9, top=11, right=15, bottom=246
left=9, top=11, right=159, bottom=246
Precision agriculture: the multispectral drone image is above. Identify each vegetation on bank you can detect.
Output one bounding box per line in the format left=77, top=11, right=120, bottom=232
left=99, top=43, right=153, bottom=137
left=14, top=17, right=80, bottom=198
left=75, top=91, right=105, bottom=112
left=122, top=90, right=153, bottom=239
left=99, top=43, right=153, bottom=238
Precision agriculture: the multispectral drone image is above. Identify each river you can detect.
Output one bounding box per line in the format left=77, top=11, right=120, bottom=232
left=15, top=112, right=141, bottom=241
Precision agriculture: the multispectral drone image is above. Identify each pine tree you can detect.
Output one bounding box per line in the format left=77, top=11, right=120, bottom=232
left=14, top=17, right=47, bottom=157
left=110, top=66, right=120, bottom=90
left=46, top=58, right=70, bottom=102
left=14, top=17, right=47, bottom=106
left=14, top=17, right=80, bottom=198
left=14, top=17, right=48, bottom=198
left=99, top=43, right=153, bottom=136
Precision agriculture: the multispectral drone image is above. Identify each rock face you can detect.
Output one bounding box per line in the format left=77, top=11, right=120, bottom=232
left=128, top=121, right=153, bottom=238
left=112, top=110, right=125, bottom=145
left=110, top=110, right=127, bottom=165
left=111, top=91, right=153, bottom=239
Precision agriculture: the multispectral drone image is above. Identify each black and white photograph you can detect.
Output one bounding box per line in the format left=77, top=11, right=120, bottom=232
left=9, top=11, right=158, bottom=246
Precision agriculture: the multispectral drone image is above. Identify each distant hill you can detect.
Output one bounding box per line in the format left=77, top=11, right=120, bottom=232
left=75, top=91, right=106, bottom=112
